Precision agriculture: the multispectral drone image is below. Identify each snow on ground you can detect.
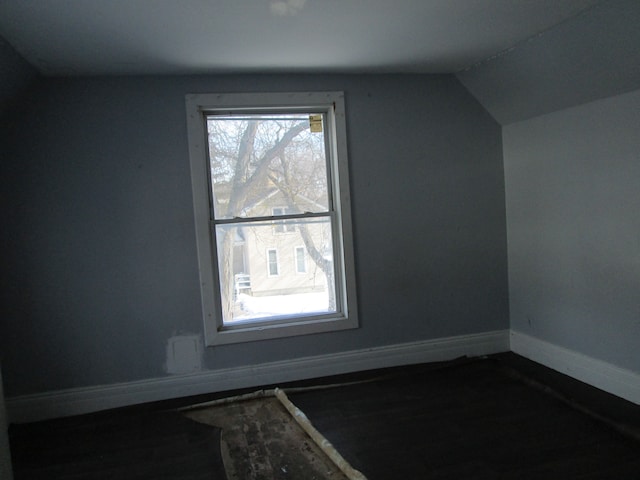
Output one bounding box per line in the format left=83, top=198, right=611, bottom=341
left=233, top=292, right=330, bottom=321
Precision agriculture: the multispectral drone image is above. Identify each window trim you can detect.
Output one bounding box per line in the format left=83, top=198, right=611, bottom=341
left=186, top=91, right=358, bottom=345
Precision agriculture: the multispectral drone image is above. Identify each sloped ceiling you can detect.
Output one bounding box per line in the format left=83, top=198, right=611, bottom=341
left=1, top=0, right=639, bottom=123
left=456, top=0, right=640, bottom=124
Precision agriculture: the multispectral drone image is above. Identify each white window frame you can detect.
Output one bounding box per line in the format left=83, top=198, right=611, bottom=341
left=186, top=91, right=358, bottom=345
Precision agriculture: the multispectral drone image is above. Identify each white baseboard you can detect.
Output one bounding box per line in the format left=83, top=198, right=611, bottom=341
left=510, top=330, right=640, bottom=405
left=7, top=330, right=509, bottom=424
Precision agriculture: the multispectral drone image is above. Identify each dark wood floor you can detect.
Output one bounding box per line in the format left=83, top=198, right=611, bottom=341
left=288, top=355, right=640, bottom=479
left=9, top=408, right=226, bottom=479
left=9, top=353, right=640, bottom=479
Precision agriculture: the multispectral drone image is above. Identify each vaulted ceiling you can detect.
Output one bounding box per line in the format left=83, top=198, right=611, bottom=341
left=1, top=0, right=639, bottom=124
left=457, top=0, right=640, bottom=123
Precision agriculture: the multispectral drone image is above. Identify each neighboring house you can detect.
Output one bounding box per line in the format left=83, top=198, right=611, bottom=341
left=231, top=189, right=331, bottom=299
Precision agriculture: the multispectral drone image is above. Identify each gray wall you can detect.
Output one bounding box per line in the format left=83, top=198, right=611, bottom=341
left=504, top=88, right=640, bottom=372
left=0, top=36, right=38, bottom=117
left=1, top=73, right=508, bottom=397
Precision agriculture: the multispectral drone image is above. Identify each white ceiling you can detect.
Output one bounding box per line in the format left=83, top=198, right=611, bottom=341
left=0, top=0, right=602, bottom=76
left=3, top=0, right=639, bottom=124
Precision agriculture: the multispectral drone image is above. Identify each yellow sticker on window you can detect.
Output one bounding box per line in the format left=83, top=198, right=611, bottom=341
left=309, top=114, right=323, bottom=133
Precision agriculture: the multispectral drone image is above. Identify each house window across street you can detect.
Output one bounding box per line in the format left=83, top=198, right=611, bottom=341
left=295, top=246, right=307, bottom=274
left=267, top=248, right=279, bottom=276
left=272, top=207, right=296, bottom=233
left=186, top=91, right=358, bottom=345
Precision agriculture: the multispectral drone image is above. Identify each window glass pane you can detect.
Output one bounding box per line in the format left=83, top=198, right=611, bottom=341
left=214, top=217, right=336, bottom=324
left=207, top=113, right=329, bottom=220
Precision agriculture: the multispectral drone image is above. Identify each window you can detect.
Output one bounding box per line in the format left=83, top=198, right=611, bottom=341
left=186, top=91, right=358, bottom=345
left=267, top=248, right=279, bottom=276
left=272, top=207, right=295, bottom=233
left=295, top=246, right=307, bottom=274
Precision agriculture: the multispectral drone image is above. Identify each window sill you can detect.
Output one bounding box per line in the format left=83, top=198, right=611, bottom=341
left=206, top=314, right=358, bottom=346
